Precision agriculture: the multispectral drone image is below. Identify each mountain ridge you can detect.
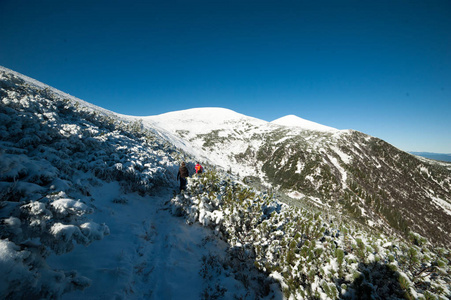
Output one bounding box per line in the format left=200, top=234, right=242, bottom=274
left=139, top=105, right=451, bottom=248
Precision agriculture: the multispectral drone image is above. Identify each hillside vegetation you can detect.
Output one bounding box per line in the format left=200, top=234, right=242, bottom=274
left=253, top=128, right=451, bottom=248
left=171, top=172, right=451, bottom=299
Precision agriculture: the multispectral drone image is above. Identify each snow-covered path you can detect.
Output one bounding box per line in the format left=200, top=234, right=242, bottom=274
left=48, top=181, right=238, bottom=299
left=144, top=205, right=219, bottom=299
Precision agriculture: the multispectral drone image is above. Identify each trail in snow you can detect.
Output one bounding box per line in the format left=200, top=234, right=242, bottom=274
left=48, top=181, right=243, bottom=299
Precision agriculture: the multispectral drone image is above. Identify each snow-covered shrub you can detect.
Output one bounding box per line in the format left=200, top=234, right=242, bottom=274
left=50, top=198, right=93, bottom=218
left=169, top=170, right=451, bottom=299
left=14, top=193, right=110, bottom=254
left=0, top=181, right=108, bottom=297
left=0, top=234, right=91, bottom=299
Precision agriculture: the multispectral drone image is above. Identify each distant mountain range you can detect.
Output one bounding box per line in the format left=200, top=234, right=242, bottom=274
left=410, top=152, right=451, bottom=162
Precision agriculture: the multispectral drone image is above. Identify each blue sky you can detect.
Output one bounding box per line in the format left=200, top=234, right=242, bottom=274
left=1, top=0, right=450, bottom=153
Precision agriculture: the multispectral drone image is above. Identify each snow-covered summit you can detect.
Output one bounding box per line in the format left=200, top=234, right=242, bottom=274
left=271, top=114, right=338, bottom=132
left=140, top=107, right=271, bottom=168
left=150, top=107, right=254, bottom=122
left=143, top=107, right=267, bottom=134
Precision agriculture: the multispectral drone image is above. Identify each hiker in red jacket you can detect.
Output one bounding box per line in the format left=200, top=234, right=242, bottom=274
left=177, top=162, right=189, bottom=192
left=195, top=162, right=203, bottom=174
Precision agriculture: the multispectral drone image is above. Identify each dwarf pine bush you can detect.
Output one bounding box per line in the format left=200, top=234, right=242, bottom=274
left=169, top=170, right=451, bottom=299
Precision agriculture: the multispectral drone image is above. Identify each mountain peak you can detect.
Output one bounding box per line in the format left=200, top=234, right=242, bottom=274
left=151, top=107, right=251, bottom=122
left=271, top=114, right=338, bottom=132
left=143, top=107, right=267, bottom=134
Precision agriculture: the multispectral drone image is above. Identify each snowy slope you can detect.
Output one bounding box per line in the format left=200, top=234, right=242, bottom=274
left=0, top=68, right=266, bottom=299
left=140, top=107, right=266, bottom=165
left=141, top=107, right=343, bottom=179
left=142, top=107, right=276, bottom=176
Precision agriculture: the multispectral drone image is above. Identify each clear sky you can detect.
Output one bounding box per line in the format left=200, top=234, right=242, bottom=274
left=1, top=0, right=450, bottom=153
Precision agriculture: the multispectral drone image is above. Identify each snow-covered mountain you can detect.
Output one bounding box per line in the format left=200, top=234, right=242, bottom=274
left=141, top=107, right=451, bottom=249
left=271, top=114, right=338, bottom=132
left=142, top=107, right=277, bottom=174
left=142, top=108, right=347, bottom=179
left=1, top=66, right=450, bottom=299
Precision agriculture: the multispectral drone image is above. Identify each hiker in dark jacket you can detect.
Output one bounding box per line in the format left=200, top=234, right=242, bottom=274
left=177, top=162, right=189, bottom=192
